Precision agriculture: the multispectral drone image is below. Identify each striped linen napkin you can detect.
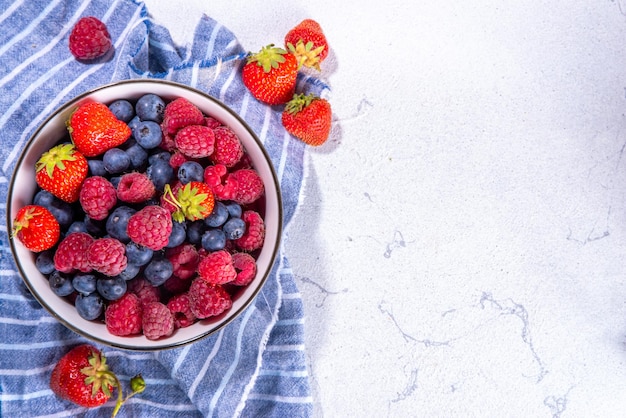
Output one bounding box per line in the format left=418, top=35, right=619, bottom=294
left=0, top=1, right=328, bottom=416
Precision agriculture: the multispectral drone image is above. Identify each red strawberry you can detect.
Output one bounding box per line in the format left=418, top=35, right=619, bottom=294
left=50, top=344, right=145, bottom=415
left=12, top=205, right=60, bottom=252
left=35, top=143, right=88, bottom=203
left=284, top=19, right=329, bottom=70
left=241, top=44, right=298, bottom=105
left=68, top=101, right=132, bottom=157
left=68, top=16, right=112, bottom=60
left=281, top=93, right=332, bottom=146
left=163, top=181, right=215, bottom=223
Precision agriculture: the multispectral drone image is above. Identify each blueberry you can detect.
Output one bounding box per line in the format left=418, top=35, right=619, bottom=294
left=186, top=220, right=206, bottom=245
left=135, top=93, right=165, bottom=123
left=103, top=148, right=130, bottom=174
left=33, top=189, right=54, bottom=207
left=87, top=159, right=107, bottom=176
left=106, top=206, right=136, bottom=242
left=34, top=190, right=74, bottom=228
left=109, top=175, right=122, bottom=188
left=133, top=120, right=162, bottom=149
left=97, top=276, right=127, bottom=301
left=177, top=161, right=204, bottom=184
left=116, top=263, right=141, bottom=281
left=49, top=271, right=74, bottom=297
left=166, top=222, right=187, bottom=248
left=144, top=257, right=173, bottom=286
left=146, top=159, right=174, bottom=191
left=128, top=115, right=141, bottom=132
left=224, top=201, right=242, bottom=219
left=125, top=143, right=148, bottom=170
left=35, top=250, right=55, bottom=275
left=205, top=201, right=228, bottom=227
left=202, top=229, right=226, bottom=251
left=223, top=217, right=246, bottom=240
left=75, top=293, right=104, bottom=320
left=67, top=221, right=88, bottom=234
left=84, top=215, right=106, bottom=236
left=148, top=150, right=171, bottom=165
left=108, top=99, right=135, bottom=123
left=126, top=242, right=153, bottom=266
left=72, top=273, right=97, bottom=295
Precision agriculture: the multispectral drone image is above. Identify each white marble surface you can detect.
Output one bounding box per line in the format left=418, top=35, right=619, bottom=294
left=144, top=1, right=626, bottom=416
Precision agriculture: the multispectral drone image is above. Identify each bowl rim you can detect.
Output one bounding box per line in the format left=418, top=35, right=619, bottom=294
left=5, top=79, right=283, bottom=350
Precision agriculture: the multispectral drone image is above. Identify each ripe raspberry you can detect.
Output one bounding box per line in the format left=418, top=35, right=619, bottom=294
left=203, top=164, right=238, bottom=200
left=210, top=126, right=244, bottom=167
left=165, top=243, right=200, bottom=280
left=174, top=125, right=215, bottom=158
left=188, top=278, right=232, bottom=319
left=142, top=302, right=175, bottom=340
left=128, top=277, right=161, bottom=307
left=161, top=97, right=205, bottom=136
left=231, top=168, right=264, bottom=205
left=167, top=293, right=196, bottom=328
left=127, top=205, right=173, bottom=251
left=160, top=131, right=177, bottom=152
left=231, top=252, right=257, bottom=286
left=105, top=293, right=143, bottom=336
left=79, top=176, right=117, bottom=220
left=163, top=275, right=192, bottom=294
left=53, top=232, right=94, bottom=273
left=204, top=116, right=222, bottom=129
left=68, top=16, right=112, bottom=60
left=87, top=237, right=127, bottom=276
left=197, top=250, right=237, bottom=285
left=169, top=150, right=189, bottom=169
left=235, top=210, right=265, bottom=251
left=116, top=172, right=155, bottom=203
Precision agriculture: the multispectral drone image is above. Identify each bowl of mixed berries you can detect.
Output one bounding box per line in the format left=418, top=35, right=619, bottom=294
left=7, top=80, right=282, bottom=350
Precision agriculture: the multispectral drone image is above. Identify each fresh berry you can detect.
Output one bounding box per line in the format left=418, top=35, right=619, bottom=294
left=235, top=210, right=265, bottom=251
left=117, top=263, right=141, bottom=281
left=97, top=276, right=128, bottom=301
left=142, top=302, right=174, bottom=340
left=133, top=120, right=163, bottom=149
left=163, top=275, right=192, bottom=294
left=68, top=101, right=132, bottom=157
left=125, top=242, right=154, bottom=266
left=167, top=293, right=196, bottom=328
left=165, top=243, right=200, bottom=280
left=108, top=99, right=135, bottom=122
left=79, top=176, right=117, bottom=220
left=72, top=273, right=97, bottom=295
left=163, top=181, right=215, bottom=223
left=210, top=126, right=244, bottom=167
left=242, top=44, right=298, bottom=105
left=186, top=220, right=206, bottom=245
left=282, top=93, right=332, bottom=146
left=135, top=94, right=166, bottom=123
left=144, top=256, right=174, bottom=287
left=103, top=148, right=130, bottom=174
left=33, top=190, right=75, bottom=228
left=201, top=229, right=226, bottom=251
left=128, top=277, right=161, bottom=307
left=35, top=250, right=56, bottom=275
left=223, top=217, right=246, bottom=240
left=188, top=279, right=232, bottom=319
left=54, top=232, right=94, bottom=273
left=178, top=161, right=204, bottom=184
left=224, top=201, right=242, bottom=218
left=231, top=168, right=264, bottom=205
left=105, top=206, right=136, bottom=243
left=204, top=116, right=222, bottom=129
left=87, top=158, right=107, bottom=176
left=88, top=237, right=127, bottom=276
left=68, top=17, right=112, bottom=60
left=67, top=221, right=88, bottom=234
left=105, top=293, right=143, bottom=336
left=203, top=164, right=239, bottom=201
left=174, top=125, right=215, bottom=158
left=231, top=252, right=257, bottom=286
left=125, top=143, right=148, bottom=170
left=49, top=271, right=75, bottom=297
left=146, top=158, right=174, bottom=192
left=75, top=293, right=104, bottom=320
left=116, top=172, right=155, bottom=203
left=161, top=97, right=204, bottom=135
left=11, top=205, right=60, bottom=252
left=166, top=221, right=187, bottom=248
left=35, top=143, right=88, bottom=203
left=285, top=19, right=329, bottom=70
left=204, top=201, right=229, bottom=227
left=168, top=150, right=189, bottom=169
left=197, top=250, right=236, bottom=285
left=127, top=205, right=173, bottom=251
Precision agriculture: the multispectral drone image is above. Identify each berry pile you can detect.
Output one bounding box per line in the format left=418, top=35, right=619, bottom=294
left=12, top=94, right=267, bottom=340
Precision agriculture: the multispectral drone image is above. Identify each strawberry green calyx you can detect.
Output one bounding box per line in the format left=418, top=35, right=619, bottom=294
left=35, top=143, right=79, bottom=178
left=247, top=44, right=289, bottom=73
left=287, top=40, right=325, bottom=70
left=285, top=93, right=318, bottom=115
left=163, top=183, right=214, bottom=223
left=80, top=349, right=118, bottom=401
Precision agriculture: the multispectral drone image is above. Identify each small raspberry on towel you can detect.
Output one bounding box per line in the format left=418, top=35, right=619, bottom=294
left=166, top=243, right=200, bottom=280
left=68, top=16, right=112, bottom=60
left=87, top=237, right=127, bottom=276
left=79, top=176, right=117, bottom=220
left=161, top=97, right=205, bottom=136
left=231, top=252, right=257, bottom=286
left=210, top=126, right=244, bottom=167
left=105, top=293, right=143, bottom=336
left=127, top=205, right=173, bottom=251
left=116, top=172, right=155, bottom=203
left=142, top=302, right=175, bottom=340
left=197, top=250, right=236, bottom=285
left=54, top=232, right=94, bottom=273
left=128, top=277, right=161, bottom=308
left=235, top=210, right=265, bottom=252
left=175, top=125, right=215, bottom=158
left=231, top=168, right=264, bottom=205
left=203, top=164, right=239, bottom=200
left=188, top=278, right=232, bottom=319
left=167, top=293, right=197, bottom=328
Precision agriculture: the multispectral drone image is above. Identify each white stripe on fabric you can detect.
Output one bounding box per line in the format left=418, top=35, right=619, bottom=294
left=34, top=407, right=88, bottom=418
left=106, top=351, right=155, bottom=361
left=258, top=105, right=272, bottom=144
left=188, top=328, right=224, bottom=399
left=0, top=0, right=24, bottom=26
left=258, top=369, right=308, bottom=378
left=0, top=338, right=83, bottom=350
left=0, top=270, right=20, bottom=278
left=0, top=0, right=91, bottom=89
left=275, top=318, right=305, bottom=326
left=265, top=344, right=305, bottom=352
left=125, top=397, right=201, bottom=412
left=207, top=305, right=256, bottom=417
left=190, top=61, right=200, bottom=88
left=247, top=393, right=314, bottom=404
left=218, top=59, right=240, bottom=102
left=281, top=293, right=303, bottom=300
left=0, top=363, right=55, bottom=376
left=2, top=4, right=145, bottom=173
left=0, top=388, right=53, bottom=401
left=0, top=175, right=8, bottom=183
left=205, top=22, right=222, bottom=60
left=0, top=0, right=61, bottom=58
left=277, top=130, right=291, bottom=182
left=148, top=37, right=178, bottom=53
left=172, top=343, right=191, bottom=376
left=0, top=316, right=58, bottom=325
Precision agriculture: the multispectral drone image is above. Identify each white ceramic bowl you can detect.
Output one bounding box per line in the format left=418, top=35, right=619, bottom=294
left=6, top=80, right=282, bottom=350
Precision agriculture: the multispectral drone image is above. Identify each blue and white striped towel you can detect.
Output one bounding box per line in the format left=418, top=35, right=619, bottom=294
left=0, top=1, right=328, bottom=416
